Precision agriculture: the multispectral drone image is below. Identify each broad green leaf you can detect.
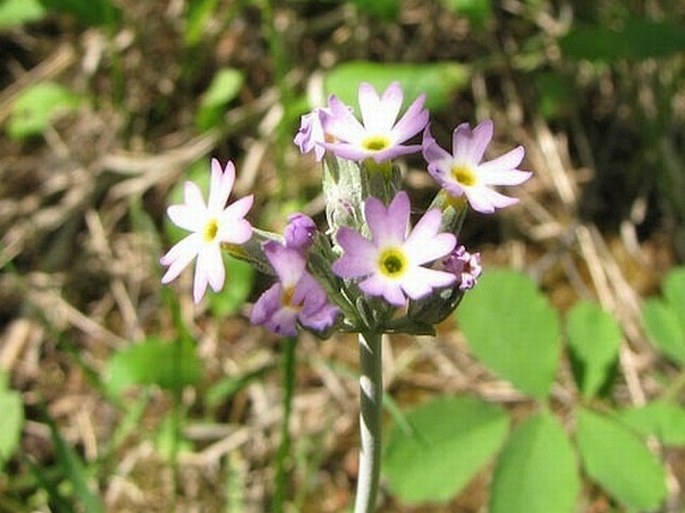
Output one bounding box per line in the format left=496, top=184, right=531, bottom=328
left=642, top=298, right=685, bottom=364
left=560, top=20, right=685, bottom=61
left=196, top=68, right=244, bottom=131
left=663, top=267, right=685, bottom=332
left=104, top=337, right=201, bottom=396
left=0, top=0, right=45, bottom=28
left=618, top=401, right=685, bottom=446
left=576, top=408, right=667, bottom=511
left=38, top=0, right=121, bottom=27
left=490, top=411, right=579, bottom=513
left=0, top=387, right=24, bottom=468
left=441, top=0, right=492, bottom=29
left=324, top=61, right=470, bottom=112
left=457, top=269, right=560, bottom=399
left=8, top=82, right=82, bottom=139
left=566, top=301, right=621, bottom=398
left=383, top=395, right=508, bottom=504
left=209, top=255, right=254, bottom=316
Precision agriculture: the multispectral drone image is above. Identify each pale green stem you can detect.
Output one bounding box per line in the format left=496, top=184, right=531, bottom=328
left=354, top=331, right=383, bottom=513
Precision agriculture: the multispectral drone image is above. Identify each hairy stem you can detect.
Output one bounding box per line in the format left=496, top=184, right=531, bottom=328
left=354, top=331, right=383, bottom=513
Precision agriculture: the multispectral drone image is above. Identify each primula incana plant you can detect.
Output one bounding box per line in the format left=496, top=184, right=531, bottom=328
left=160, top=81, right=531, bottom=512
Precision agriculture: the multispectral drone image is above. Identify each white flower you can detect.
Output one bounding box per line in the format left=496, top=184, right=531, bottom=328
left=160, top=158, right=253, bottom=303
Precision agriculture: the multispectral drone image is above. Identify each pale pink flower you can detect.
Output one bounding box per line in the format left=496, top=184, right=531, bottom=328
left=160, top=158, right=253, bottom=303
left=423, top=120, right=532, bottom=213
left=332, top=191, right=456, bottom=306
left=321, top=82, right=429, bottom=163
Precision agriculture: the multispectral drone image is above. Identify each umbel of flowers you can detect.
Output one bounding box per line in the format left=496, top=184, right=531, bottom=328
left=160, top=82, right=531, bottom=512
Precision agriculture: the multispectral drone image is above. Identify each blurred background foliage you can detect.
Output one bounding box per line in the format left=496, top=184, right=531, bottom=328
left=1, top=0, right=685, bottom=511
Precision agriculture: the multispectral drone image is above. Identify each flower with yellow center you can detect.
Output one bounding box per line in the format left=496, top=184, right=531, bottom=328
left=423, top=121, right=532, bottom=214
left=160, top=158, right=254, bottom=304
left=319, top=82, right=429, bottom=164
left=332, top=191, right=456, bottom=306
left=251, top=241, right=340, bottom=336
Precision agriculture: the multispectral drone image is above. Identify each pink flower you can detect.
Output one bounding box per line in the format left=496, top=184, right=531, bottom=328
left=441, top=245, right=482, bottom=291
left=332, top=191, right=456, bottom=306
left=423, top=120, right=532, bottom=213
left=250, top=241, right=339, bottom=336
left=160, top=158, right=253, bottom=303
left=320, top=82, right=429, bottom=164
left=284, top=213, right=317, bottom=251
left=294, top=108, right=330, bottom=161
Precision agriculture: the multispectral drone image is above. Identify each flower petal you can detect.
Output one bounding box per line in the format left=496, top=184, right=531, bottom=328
left=264, top=242, right=305, bottom=287
left=208, top=159, right=235, bottom=213
left=453, top=120, right=493, bottom=164
left=167, top=203, right=205, bottom=232
left=360, top=274, right=406, bottom=306
left=250, top=283, right=282, bottom=325
left=403, top=267, right=456, bottom=298
left=359, top=82, right=401, bottom=134
left=390, top=93, right=428, bottom=143
left=160, top=235, right=200, bottom=283
left=193, top=243, right=225, bottom=302
left=321, top=95, right=366, bottom=143
left=478, top=167, right=532, bottom=186
left=365, top=193, right=409, bottom=246
left=476, top=144, right=525, bottom=172
left=320, top=142, right=371, bottom=162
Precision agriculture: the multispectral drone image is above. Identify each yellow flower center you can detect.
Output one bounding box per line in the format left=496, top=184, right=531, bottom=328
left=362, top=135, right=391, bottom=152
left=282, top=286, right=303, bottom=309
left=378, top=248, right=407, bottom=278
left=451, top=164, right=477, bottom=187
left=203, top=218, right=219, bottom=242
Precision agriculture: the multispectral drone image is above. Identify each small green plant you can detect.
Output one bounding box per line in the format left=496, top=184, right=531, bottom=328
left=383, top=267, right=685, bottom=511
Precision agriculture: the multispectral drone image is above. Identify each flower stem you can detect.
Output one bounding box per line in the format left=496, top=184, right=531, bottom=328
left=354, top=331, right=383, bottom=513
left=273, top=337, right=297, bottom=512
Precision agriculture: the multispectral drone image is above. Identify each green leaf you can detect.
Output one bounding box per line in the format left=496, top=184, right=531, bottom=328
left=457, top=269, right=560, bottom=399
left=441, top=0, right=492, bottom=29
left=490, top=411, right=579, bottom=513
left=350, top=0, right=398, bottom=20
left=0, top=384, right=24, bottom=469
left=45, top=412, right=104, bottom=513
left=383, top=395, right=508, bottom=504
left=618, top=400, right=685, bottom=446
left=196, top=68, right=244, bottom=131
left=184, top=0, right=220, bottom=46
left=643, top=298, right=685, bottom=364
left=0, top=0, right=45, bottom=28
left=565, top=301, right=621, bottom=398
left=534, top=71, right=574, bottom=120
left=38, top=0, right=121, bottom=27
left=324, top=61, right=470, bottom=112
left=8, top=82, right=82, bottom=139
left=560, top=20, right=685, bottom=61
left=663, top=267, right=685, bottom=332
left=104, top=337, right=201, bottom=396
left=576, top=407, right=667, bottom=511
left=208, top=255, right=254, bottom=316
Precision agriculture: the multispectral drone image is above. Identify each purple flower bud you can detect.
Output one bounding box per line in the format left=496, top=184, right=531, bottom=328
left=441, top=245, right=482, bottom=291
left=284, top=213, right=317, bottom=251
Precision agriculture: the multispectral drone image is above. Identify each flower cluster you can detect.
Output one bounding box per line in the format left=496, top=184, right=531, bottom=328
left=161, top=82, right=531, bottom=336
